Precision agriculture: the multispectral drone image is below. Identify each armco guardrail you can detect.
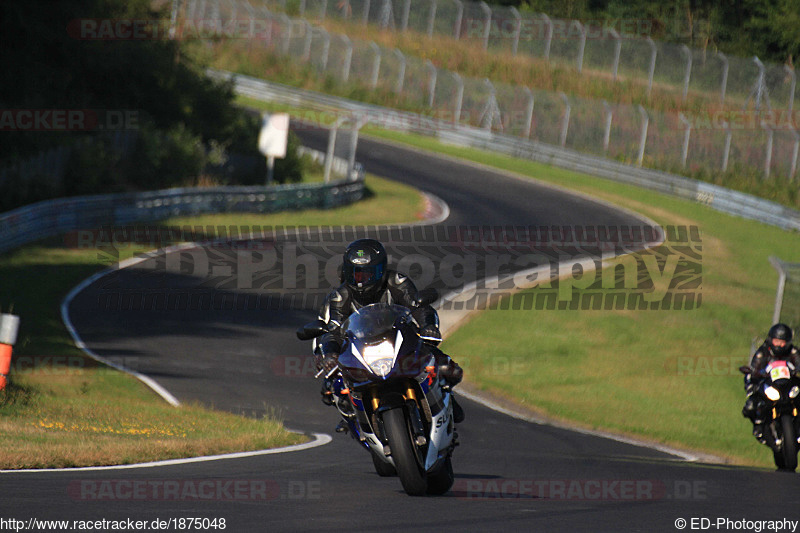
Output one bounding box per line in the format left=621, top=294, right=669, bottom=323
left=212, top=69, right=800, bottom=232
left=0, top=150, right=365, bottom=254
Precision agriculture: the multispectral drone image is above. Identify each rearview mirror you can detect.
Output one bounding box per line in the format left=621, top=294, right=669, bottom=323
left=296, top=319, right=329, bottom=341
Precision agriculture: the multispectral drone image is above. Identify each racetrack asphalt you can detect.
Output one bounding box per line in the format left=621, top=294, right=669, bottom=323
left=2, top=130, right=798, bottom=533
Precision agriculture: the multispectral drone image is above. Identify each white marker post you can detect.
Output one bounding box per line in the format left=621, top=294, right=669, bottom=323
left=257, top=113, right=289, bottom=185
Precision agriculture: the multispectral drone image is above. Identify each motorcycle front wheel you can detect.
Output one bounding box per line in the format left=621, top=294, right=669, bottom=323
left=383, top=407, right=427, bottom=495
left=779, top=414, right=798, bottom=472
left=371, top=452, right=397, bottom=477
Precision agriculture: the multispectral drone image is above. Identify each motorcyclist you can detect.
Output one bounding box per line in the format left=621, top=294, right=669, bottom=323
left=314, top=238, right=464, bottom=426
left=742, top=323, right=800, bottom=441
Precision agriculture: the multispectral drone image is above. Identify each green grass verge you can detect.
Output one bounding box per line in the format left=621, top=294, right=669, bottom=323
left=0, top=174, right=424, bottom=469
left=362, top=127, right=800, bottom=468
left=241, top=92, right=800, bottom=466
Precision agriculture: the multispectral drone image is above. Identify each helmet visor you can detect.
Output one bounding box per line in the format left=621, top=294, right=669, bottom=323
left=350, top=263, right=384, bottom=288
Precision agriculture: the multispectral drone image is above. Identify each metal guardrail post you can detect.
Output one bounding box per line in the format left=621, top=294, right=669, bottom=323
left=637, top=105, right=649, bottom=167
left=393, top=49, right=406, bottom=94
left=559, top=92, right=570, bottom=147
left=721, top=121, right=732, bottom=172
left=341, top=34, right=353, bottom=82
left=453, top=72, right=464, bottom=123
left=602, top=100, right=612, bottom=154
left=369, top=41, right=381, bottom=89
left=762, top=120, right=773, bottom=179
left=770, top=256, right=788, bottom=325
left=324, top=116, right=347, bottom=182
left=523, top=87, right=534, bottom=139
left=426, top=60, right=437, bottom=108
left=679, top=113, right=691, bottom=169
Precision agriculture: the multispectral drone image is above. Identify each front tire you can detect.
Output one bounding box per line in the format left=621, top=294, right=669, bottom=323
left=426, top=456, right=454, bottom=495
left=779, top=414, right=798, bottom=472
left=383, top=407, right=427, bottom=495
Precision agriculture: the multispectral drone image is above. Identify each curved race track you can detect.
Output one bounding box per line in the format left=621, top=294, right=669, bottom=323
left=2, top=131, right=798, bottom=533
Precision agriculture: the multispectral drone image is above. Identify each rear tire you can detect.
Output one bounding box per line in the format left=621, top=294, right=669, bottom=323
left=779, top=414, right=798, bottom=472
left=383, top=407, right=427, bottom=495
left=371, top=452, right=397, bottom=477
left=426, top=456, right=454, bottom=495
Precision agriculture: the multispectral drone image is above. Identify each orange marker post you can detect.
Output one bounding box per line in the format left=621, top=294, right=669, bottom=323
left=0, top=314, right=20, bottom=391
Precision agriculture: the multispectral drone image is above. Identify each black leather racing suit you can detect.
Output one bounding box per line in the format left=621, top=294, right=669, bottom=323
left=742, top=342, right=800, bottom=424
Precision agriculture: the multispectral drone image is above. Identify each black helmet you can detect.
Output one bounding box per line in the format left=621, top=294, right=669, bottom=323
left=767, top=323, right=793, bottom=357
left=342, top=239, right=388, bottom=301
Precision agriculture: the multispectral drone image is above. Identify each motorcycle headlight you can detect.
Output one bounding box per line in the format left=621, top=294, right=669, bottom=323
left=790, top=386, right=800, bottom=399
left=765, top=386, right=781, bottom=401
left=363, top=340, right=396, bottom=377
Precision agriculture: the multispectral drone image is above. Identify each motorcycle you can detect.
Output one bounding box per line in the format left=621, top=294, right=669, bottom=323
left=296, top=290, right=458, bottom=496
left=740, top=360, right=800, bottom=471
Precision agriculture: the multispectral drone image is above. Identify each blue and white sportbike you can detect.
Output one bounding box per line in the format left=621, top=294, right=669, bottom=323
left=297, top=295, right=458, bottom=496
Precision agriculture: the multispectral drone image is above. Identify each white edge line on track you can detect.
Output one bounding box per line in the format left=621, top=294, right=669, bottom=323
left=29, top=191, right=448, bottom=474
left=0, top=433, right=333, bottom=473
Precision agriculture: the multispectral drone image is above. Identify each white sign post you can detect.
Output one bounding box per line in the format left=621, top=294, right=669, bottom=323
left=257, top=113, right=289, bottom=185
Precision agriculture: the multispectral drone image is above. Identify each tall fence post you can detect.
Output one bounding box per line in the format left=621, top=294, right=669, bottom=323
left=480, top=2, right=491, bottom=50
left=347, top=114, right=368, bottom=180
left=722, top=121, right=732, bottom=172
left=453, top=0, right=463, bottom=40
left=452, top=73, right=464, bottom=123
left=426, top=60, right=437, bottom=108
left=401, top=0, right=411, bottom=32
left=279, top=14, right=291, bottom=55
left=427, top=0, right=437, bottom=37
left=393, top=49, right=406, bottom=94
left=542, top=14, right=552, bottom=61
left=610, top=28, right=621, bottom=81
left=341, top=34, right=353, bottom=82
left=646, top=37, right=657, bottom=96
left=681, top=44, right=692, bottom=101
left=302, top=20, right=313, bottom=61
left=575, top=21, right=586, bottom=74
left=523, top=87, right=534, bottom=138
left=790, top=127, right=800, bottom=180
left=510, top=7, right=521, bottom=55
left=369, top=41, right=381, bottom=89
left=362, top=0, right=371, bottom=25
left=319, top=28, right=331, bottom=71
left=324, top=116, right=347, bottom=182
left=762, top=121, right=773, bottom=179
left=637, top=105, right=649, bottom=167
left=679, top=113, right=691, bottom=169
left=559, top=92, right=571, bottom=147
left=718, top=52, right=729, bottom=104
left=786, top=65, right=796, bottom=112
left=602, top=100, right=613, bottom=154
